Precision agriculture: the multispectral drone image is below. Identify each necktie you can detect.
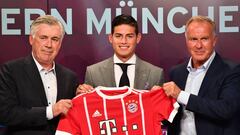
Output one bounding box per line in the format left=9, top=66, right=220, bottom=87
left=116, top=63, right=131, bottom=87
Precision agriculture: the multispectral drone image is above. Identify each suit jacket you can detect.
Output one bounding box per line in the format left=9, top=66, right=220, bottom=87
left=84, top=56, right=164, bottom=90
left=223, top=64, right=240, bottom=135
left=0, top=55, right=79, bottom=135
left=167, top=53, right=240, bottom=135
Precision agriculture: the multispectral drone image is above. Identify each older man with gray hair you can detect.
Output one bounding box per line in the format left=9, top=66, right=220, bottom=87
left=0, top=15, right=79, bottom=135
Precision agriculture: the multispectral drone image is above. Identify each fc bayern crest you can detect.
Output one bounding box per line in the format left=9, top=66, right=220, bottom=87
left=126, top=100, right=138, bottom=113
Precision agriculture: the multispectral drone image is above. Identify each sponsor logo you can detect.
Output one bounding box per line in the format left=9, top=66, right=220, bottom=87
left=92, top=110, right=102, bottom=117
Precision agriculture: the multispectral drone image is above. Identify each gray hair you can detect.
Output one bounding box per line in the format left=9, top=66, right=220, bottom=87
left=30, top=15, right=65, bottom=39
left=185, top=15, right=216, bottom=37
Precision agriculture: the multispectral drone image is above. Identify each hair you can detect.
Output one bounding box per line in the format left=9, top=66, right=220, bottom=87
left=111, top=14, right=139, bottom=34
left=30, top=15, right=65, bottom=39
left=185, top=15, right=216, bottom=37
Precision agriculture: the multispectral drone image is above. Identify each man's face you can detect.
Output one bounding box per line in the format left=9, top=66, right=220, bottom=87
left=186, top=21, right=217, bottom=68
left=29, top=24, right=63, bottom=68
left=109, top=24, right=141, bottom=62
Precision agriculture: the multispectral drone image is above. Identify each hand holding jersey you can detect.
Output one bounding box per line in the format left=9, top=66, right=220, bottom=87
left=56, top=86, right=179, bottom=135
left=76, top=84, right=94, bottom=94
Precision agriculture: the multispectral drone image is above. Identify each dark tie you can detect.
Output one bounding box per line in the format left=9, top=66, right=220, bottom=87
left=116, top=63, right=131, bottom=87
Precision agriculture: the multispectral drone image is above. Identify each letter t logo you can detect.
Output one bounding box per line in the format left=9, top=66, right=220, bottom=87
left=99, top=119, right=117, bottom=135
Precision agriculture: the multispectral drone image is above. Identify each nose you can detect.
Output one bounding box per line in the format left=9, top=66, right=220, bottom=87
left=195, top=40, right=203, bottom=48
left=121, top=37, right=127, bottom=44
left=45, top=39, right=52, bottom=48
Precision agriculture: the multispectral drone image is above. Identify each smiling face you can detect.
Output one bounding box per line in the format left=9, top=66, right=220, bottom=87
left=109, top=24, right=141, bottom=62
left=185, top=21, right=217, bottom=68
left=29, top=23, right=63, bottom=69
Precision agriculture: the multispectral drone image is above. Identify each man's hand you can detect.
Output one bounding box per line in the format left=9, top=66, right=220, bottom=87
left=52, top=99, right=72, bottom=117
left=162, top=81, right=181, bottom=99
left=150, top=85, right=162, bottom=91
left=76, top=84, right=94, bottom=95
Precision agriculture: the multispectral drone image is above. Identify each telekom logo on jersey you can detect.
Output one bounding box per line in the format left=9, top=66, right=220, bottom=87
left=55, top=87, right=178, bottom=134
left=99, top=119, right=138, bottom=135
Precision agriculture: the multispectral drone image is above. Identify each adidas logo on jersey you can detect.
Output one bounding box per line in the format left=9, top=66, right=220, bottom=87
left=92, top=110, right=102, bottom=117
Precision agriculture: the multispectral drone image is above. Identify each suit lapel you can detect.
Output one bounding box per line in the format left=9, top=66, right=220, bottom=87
left=23, top=55, right=48, bottom=105
left=55, top=65, right=64, bottom=101
left=178, top=69, right=189, bottom=91
left=100, top=57, right=116, bottom=87
left=171, top=62, right=189, bottom=91
left=198, top=54, right=224, bottom=97
left=134, top=57, right=150, bottom=89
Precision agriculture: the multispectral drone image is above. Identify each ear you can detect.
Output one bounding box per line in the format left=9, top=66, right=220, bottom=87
left=108, top=34, right=113, bottom=44
left=213, top=36, right=218, bottom=47
left=29, top=35, right=33, bottom=46
left=136, top=33, right=142, bottom=44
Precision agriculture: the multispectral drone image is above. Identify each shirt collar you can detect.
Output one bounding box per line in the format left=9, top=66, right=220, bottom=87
left=187, top=51, right=216, bottom=72
left=32, top=53, right=56, bottom=73
left=113, top=54, right=136, bottom=64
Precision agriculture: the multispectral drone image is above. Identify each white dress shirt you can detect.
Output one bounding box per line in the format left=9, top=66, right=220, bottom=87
left=177, top=51, right=215, bottom=135
left=32, top=54, right=57, bottom=120
left=113, top=54, right=136, bottom=88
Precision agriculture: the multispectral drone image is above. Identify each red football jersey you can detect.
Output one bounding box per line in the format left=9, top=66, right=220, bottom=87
left=56, top=86, right=179, bottom=135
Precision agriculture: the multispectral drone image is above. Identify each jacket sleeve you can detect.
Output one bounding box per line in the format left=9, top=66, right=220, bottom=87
left=0, top=64, right=47, bottom=127
left=186, top=70, right=240, bottom=121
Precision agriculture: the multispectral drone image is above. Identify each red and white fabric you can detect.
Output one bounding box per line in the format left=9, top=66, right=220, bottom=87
left=56, top=86, right=179, bottom=135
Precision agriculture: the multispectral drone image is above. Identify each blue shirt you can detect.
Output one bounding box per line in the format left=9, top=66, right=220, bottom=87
left=177, top=51, right=215, bottom=135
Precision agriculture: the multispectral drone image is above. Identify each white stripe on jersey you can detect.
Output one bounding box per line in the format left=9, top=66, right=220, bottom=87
left=139, top=93, right=146, bottom=135
left=55, top=130, right=72, bottom=135
left=168, top=102, right=180, bottom=122
left=121, top=97, right=128, bottom=135
left=103, top=98, right=108, bottom=120
left=132, top=88, right=149, bottom=94
left=84, top=97, right=93, bottom=135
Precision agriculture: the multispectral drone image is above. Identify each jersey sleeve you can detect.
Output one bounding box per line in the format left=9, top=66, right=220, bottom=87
left=151, top=88, right=179, bottom=122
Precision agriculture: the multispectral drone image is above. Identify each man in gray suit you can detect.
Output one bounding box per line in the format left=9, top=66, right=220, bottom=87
left=77, top=14, right=164, bottom=93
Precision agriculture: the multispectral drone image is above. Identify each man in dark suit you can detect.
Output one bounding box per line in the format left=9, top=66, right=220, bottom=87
left=159, top=16, right=240, bottom=135
left=77, top=14, right=164, bottom=93
left=0, top=15, right=79, bottom=135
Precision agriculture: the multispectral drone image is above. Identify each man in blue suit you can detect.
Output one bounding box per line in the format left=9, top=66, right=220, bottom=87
left=160, top=16, right=240, bottom=135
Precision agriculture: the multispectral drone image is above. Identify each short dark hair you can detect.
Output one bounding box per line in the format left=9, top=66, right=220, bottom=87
left=111, top=14, right=139, bottom=34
